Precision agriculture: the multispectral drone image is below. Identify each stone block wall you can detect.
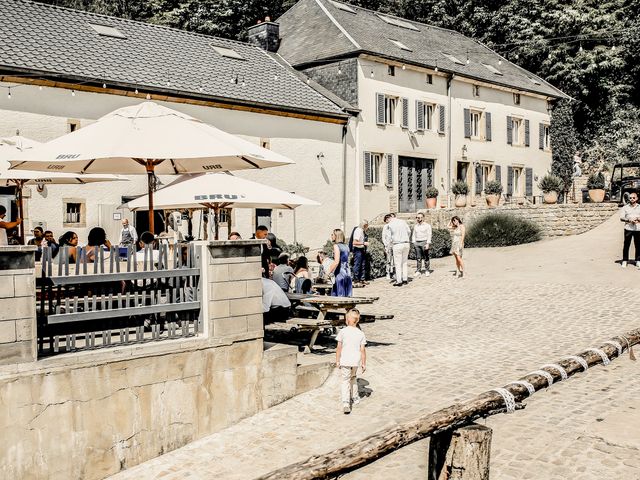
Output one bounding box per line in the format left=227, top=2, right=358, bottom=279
left=207, top=240, right=264, bottom=339
left=302, top=58, right=359, bottom=107
left=0, top=246, right=37, bottom=365
left=383, top=203, right=619, bottom=237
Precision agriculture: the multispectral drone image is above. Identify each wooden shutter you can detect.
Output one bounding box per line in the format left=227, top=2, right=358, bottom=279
left=401, top=98, right=409, bottom=128
left=386, top=154, right=393, bottom=186
left=464, top=108, right=471, bottom=138
left=524, top=119, right=530, bottom=146
left=507, top=166, right=514, bottom=195
left=475, top=164, right=483, bottom=195
left=416, top=100, right=425, bottom=131
left=376, top=93, right=385, bottom=125
left=495, top=165, right=502, bottom=185
left=506, top=116, right=513, bottom=145
left=485, top=112, right=492, bottom=141
left=364, top=152, right=372, bottom=184
left=438, top=105, right=445, bottom=134
left=525, top=167, right=533, bottom=196
left=539, top=123, right=545, bottom=150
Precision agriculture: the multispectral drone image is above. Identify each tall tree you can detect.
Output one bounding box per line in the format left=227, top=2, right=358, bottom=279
left=550, top=99, right=578, bottom=198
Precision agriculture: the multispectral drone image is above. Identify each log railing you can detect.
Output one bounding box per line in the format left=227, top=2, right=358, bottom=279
left=36, top=242, right=201, bottom=357
left=256, top=328, right=640, bottom=480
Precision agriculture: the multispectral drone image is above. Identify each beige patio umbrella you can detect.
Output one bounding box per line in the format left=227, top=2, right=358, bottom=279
left=9, top=102, right=295, bottom=233
left=126, top=173, right=320, bottom=240
left=1, top=135, right=126, bottom=242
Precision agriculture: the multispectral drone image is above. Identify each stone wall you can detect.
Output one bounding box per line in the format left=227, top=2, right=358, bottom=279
left=0, top=240, right=305, bottom=480
left=381, top=203, right=620, bottom=237
left=302, top=58, right=359, bottom=107
left=0, top=246, right=37, bottom=365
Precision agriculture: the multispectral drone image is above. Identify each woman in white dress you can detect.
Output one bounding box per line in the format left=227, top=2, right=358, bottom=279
left=448, top=216, right=465, bottom=278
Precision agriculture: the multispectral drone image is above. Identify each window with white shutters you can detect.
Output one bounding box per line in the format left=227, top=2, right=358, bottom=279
left=510, top=117, right=523, bottom=145
left=376, top=94, right=398, bottom=126
left=416, top=102, right=435, bottom=131
left=364, top=152, right=382, bottom=185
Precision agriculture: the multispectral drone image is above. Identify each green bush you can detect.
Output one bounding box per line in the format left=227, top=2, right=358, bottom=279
left=587, top=172, right=605, bottom=190
left=365, top=237, right=387, bottom=279
left=466, top=214, right=541, bottom=248
left=537, top=173, right=563, bottom=193
left=484, top=180, right=503, bottom=195
left=425, top=186, right=439, bottom=198
left=452, top=180, right=469, bottom=195
left=276, top=240, right=309, bottom=257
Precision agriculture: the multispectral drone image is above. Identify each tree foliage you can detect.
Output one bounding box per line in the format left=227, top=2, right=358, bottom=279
left=37, top=0, right=640, bottom=166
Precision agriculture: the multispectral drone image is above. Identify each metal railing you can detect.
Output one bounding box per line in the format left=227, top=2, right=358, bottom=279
left=36, top=242, right=201, bottom=357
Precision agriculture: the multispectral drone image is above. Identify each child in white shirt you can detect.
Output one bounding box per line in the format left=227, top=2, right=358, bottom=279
left=336, top=309, right=367, bottom=414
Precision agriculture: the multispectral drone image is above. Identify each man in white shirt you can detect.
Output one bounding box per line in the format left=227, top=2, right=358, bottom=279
left=620, top=191, right=640, bottom=268
left=387, top=214, right=411, bottom=286
left=119, top=218, right=138, bottom=247
left=412, top=212, right=433, bottom=277
left=382, top=214, right=395, bottom=281
left=351, top=220, right=369, bottom=286
left=262, top=277, right=291, bottom=323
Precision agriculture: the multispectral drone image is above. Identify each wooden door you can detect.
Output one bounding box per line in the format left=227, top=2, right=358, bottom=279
left=398, top=157, right=434, bottom=212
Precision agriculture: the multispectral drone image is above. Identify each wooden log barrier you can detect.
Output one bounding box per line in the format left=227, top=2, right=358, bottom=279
left=428, top=424, right=492, bottom=480
left=255, top=328, right=640, bottom=480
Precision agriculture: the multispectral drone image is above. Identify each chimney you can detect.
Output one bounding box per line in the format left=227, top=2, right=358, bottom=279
left=247, top=17, right=280, bottom=52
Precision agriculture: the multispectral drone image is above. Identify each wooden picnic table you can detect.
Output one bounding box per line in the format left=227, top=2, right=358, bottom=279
left=284, top=293, right=377, bottom=350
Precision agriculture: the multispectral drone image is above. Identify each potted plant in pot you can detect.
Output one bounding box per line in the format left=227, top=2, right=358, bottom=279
left=425, top=186, right=439, bottom=208
left=484, top=180, right=503, bottom=207
left=451, top=180, right=469, bottom=207
left=587, top=172, right=606, bottom=203
left=538, top=173, right=563, bottom=204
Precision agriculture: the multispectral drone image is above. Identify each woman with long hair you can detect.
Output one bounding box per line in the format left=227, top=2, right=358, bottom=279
left=327, top=229, right=353, bottom=297
left=292, top=256, right=312, bottom=293
left=57, top=230, right=78, bottom=263
left=448, top=216, right=465, bottom=278
left=86, top=227, right=112, bottom=263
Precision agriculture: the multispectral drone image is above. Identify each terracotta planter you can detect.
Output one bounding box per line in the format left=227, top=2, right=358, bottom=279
left=543, top=191, right=558, bottom=204
left=485, top=194, right=500, bottom=207
left=454, top=195, right=467, bottom=207
left=588, top=189, right=605, bottom=203
left=425, top=197, right=437, bottom=209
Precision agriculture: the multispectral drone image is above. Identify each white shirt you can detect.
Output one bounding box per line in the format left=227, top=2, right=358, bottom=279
left=352, top=227, right=365, bottom=248
left=336, top=325, right=367, bottom=367
left=412, top=222, right=432, bottom=244
left=0, top=226, right=7, bottom=246
left=119, top=225, right=138, bottom=244
left=382, top=224, right=392, bottom=248
left=261, top=278, right=291, bottom=313
left=620, top=204, right=640, bottom=232
left=388, top=217, right=411, bottom=244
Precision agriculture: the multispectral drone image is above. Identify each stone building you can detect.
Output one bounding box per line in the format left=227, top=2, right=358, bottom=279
left=268, top=0, right=567, bottom=220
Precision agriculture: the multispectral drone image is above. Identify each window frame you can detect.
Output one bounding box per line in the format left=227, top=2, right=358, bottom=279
left=513, top=93, right=521, bottom=105
left=383, top=95, right=397, bottom=125
left=542, top=124, right=551, bottom=150
left=387, top=65, right=395, bottom=76
left=63, top=198, right=86, bottom=228
left=365, top=152, right=383, bottom=185
left=511, top=117, right=523, bottom=145
left=426, top=73, right=433, bottom=84
left=472, top=85, right=480, bottom=97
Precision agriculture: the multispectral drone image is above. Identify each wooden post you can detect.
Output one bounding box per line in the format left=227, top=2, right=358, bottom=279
left=428, top=424, right=492, bottom=480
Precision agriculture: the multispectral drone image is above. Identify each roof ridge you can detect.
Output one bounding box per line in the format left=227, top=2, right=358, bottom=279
left=12, top=0, right=253, bottom=49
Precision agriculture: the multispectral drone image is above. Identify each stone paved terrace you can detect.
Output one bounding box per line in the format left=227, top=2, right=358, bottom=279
left=110, top=214, right=640, bottom=480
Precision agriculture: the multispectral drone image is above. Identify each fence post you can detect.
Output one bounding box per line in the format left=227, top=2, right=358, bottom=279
left=428, top=424, right=492, bottom=480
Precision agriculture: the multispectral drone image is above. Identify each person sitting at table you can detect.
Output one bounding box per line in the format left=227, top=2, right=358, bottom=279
left=86, top=227, right=112, bottom=263
left=316, top=251, right=334, bottom=283
left=292, top=256, right=312, bottom=294
left=262, top=277, right=291, bottom=324
left=272, top=253, right=294, bottom=292
left=327, top=229, right=353, bottom=297
left=56, top=231, right=78, bottom=263
left=135, top=231, right=160, bottom=263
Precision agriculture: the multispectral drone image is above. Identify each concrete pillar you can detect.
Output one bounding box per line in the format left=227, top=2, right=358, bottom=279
left=0, top=246, right=37, bottom=365
left=206, top=240, right=264, bottom=339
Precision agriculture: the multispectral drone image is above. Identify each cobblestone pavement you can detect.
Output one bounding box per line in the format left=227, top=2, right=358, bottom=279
left=111, top=215, right=640, bottom=480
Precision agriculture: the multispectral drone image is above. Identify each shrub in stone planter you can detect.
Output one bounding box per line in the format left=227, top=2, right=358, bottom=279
left=466, top=213, right=541, bottom=247
left=538, top=173, right=563, bottom=204
left=425, top=186, right=439, bottom=208
left=586, top=172, right=606, bottom=190
left=451, top=180, right=469, bottom=196
left=484, top=180, right=503, bottom=207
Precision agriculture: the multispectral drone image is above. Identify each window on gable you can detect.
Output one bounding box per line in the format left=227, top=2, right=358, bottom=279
left=211, top=45, right=244, bottom=60
left=387, top=65, right=395, bottom=76
left=513, top=93, right=521, bottom=105
left=426, top=74, right=433, bottom=84
left=384, top=96, right=397, bottom=125
left=88, top=23, right=126, bottom=39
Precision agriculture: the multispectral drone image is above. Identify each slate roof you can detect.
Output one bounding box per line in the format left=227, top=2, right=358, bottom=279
left=277, top=0, right=566, bottom=99
left=0, top=0, right=348, bottom=119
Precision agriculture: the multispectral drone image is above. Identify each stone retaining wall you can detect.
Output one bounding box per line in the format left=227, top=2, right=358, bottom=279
left=379, top=203, right=619, bottom=237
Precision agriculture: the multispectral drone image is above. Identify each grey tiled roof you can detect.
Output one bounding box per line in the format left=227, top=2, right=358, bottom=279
left=0, top=0, right=347, bottom=118
left=278, top=0, right=566, bottom=98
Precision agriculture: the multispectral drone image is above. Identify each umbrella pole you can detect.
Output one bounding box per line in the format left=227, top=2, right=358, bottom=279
left=203, top=209, right=209, bottom=241
left=16, top=180, right=25, bottom=244
left=214, top=205, right=220, bottom=241
left=146, top=160, right=155, bottom=234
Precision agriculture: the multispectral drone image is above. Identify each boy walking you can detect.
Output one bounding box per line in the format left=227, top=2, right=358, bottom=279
left=336, top=309, right=367, bottom=414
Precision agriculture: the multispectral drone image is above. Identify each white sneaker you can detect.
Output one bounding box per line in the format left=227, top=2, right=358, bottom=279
left=385, top=273, right=391, bottom=280
left=423, top=271, right=431, bottom=277
left=413, top=271, right=421, bottom=278
left=621, top=261, right=628, bottom=268
left=637, top=262, right=640, bottom=270
left=352, top=397, right=361, bottom=406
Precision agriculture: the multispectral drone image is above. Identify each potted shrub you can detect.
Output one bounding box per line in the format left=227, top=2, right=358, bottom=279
left=587, top=172, right=606, bottom=203
left=451, top=180, right=469, bottom=207
left=425, top=186, right=439, bottom=208
left=484, top=180, right=503, bottom=207
left=538, top=173, right=563, bottom=204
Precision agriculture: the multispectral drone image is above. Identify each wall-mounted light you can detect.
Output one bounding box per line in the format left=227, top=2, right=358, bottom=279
left=317, top=152, right=325, bottom=162
left=461, top=144, right=468, bottom=158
